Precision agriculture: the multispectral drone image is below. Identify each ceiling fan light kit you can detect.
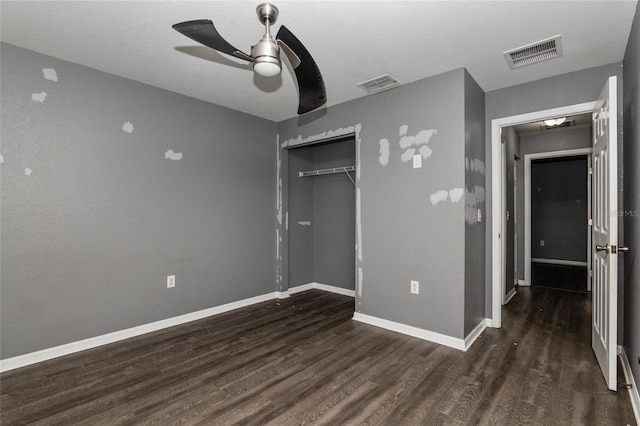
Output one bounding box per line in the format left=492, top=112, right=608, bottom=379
left=173, top=2, right=326, bottom=115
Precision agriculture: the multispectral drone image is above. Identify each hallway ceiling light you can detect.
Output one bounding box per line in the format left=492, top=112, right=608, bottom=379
left=543, top=117, right=567, bottom=127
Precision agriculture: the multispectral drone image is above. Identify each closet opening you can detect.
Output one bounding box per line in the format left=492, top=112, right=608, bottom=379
left=286, top=135, right=356, bottom=295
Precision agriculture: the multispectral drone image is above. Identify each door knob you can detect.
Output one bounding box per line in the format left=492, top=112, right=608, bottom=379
left=596, top=244, right=610, bottom=253
left=619, top=246, right=630, bottom=253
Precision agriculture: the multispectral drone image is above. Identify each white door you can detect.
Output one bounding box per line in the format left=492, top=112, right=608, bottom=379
left=592, top=76, right=618, bottom=391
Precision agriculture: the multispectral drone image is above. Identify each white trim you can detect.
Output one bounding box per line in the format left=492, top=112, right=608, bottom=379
left=0, top=291, right=281, bottom=372
left=274, top=291, right=290, bottom=299
left=504, top=287, right=517, bottom=305
left=464, top=319, right=490, bottom=350
left=619, top=346, right=640, bottom=424
left=491, top=101, right=597, bottom=328
left=524, top=148, right=592, bottom=286
left=353, top=313, right=466, bottom=350
left=531, top=258, right=588, bottom=267
left=517, top=279, right=529, bottom=287
left=288, top=282, right=356, bottom=298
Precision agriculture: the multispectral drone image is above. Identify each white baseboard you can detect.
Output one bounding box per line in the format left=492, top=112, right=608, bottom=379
left=353, top=313, right=467, bottom=351
left=288, top=282, right=356, bottom=298
left=464, top=319, right=489, bottom=350
left=518, top=280, right=531, bottom=287
left=619, top=346, right=640, bottom=424
left=0, top=291, right=281, bottom=373
left=274, top=291, right=290, bottom=299
left=503, top=287, right=517, bottom=305
left=517, top=279, right=526, bottom=286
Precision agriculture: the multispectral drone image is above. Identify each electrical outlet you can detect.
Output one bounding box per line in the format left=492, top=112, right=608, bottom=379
left=410, top=280, right=419, bottom=294
left=167, top=275, right=175, bottom=288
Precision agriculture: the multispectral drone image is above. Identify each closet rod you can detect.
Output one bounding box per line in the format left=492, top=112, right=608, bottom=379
left=298, top=166, right=356, bottom=185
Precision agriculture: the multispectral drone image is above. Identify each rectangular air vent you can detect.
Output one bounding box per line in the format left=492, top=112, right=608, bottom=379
left=504, top=35, right=563, bottom=70
left=356, top=74, right=400, bottom=93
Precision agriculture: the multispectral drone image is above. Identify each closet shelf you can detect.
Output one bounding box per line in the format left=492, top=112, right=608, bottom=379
left=298, top=166, right=356, bottom=185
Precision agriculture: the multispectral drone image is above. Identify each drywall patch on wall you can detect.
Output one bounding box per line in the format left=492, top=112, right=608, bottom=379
left=282, top=125, right=358, bottom=148
left=275, top=135, right=284, bottom=290
left=358, top=267, right=363, bottom=298
left=466, top=158, right=486, bottom=175
left=378, top=139, right=390, bottom=166
left=449, top=188, right=464, bottom=203
left=398, top=125, right=437, bottom=162
left=298, top=221, right=311, bottom=226
left=430, top=190, right=449, bottom=205
left=465, top=185, right=486, bottom=225
left=164, top=150, right=182, bottom=161
left=31, top=92, right=46, bottom=103
left=122, top=122, right=134, bottom=134
left=431, top=187, right=464, bottom=205
left=24, top=168, right=32, bottom=176
left=285, top=212, right=289, bottom=232
left=42, top=68, right=58, bottom=82
left=356, top=187, right=363, bottom=262
left=0, top=154, right=4, bottom=164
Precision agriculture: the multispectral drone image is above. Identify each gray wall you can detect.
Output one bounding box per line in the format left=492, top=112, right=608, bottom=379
left=287, top=140, right=356, bottom=290
left=515, top=126, right=592, bottom=279
left=0, top=43, right=277, bottom=359
left=622, top=1, right=640, bottom=393
left=485, top=62, right=624, bottom=320
left=503, top=126, right=520, bottom=291
left=312, top=141, right=356, bottom=289
left=463, top=70, right=486, bottom=336
left=287, top=148, right=315, bottom=287
left=279, top=68, right=483, bottom=340
left=530, top=157, right=588, bottom=261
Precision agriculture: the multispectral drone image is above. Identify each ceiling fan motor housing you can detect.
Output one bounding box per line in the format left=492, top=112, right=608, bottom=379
left=252, top=35, right=281, bottom=76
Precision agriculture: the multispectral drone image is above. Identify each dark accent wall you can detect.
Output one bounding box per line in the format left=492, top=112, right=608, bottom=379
left=485, top=62, right=624, bottom=320
left=622, top=1, right=640, bottom=392
left=0, top=43, right=277, bottom=359
left=530, top=156, right=588, bottom=261
left=279, top=68, right=485, bottom=340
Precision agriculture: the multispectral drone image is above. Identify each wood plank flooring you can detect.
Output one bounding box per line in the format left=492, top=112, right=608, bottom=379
left=1, top=287, right=636, bottom=425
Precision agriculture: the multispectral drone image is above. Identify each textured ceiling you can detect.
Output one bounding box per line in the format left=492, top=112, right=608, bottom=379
left=1, top=1, right=637, bottom=122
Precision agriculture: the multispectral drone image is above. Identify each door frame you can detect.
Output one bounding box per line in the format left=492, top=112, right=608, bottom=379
left=523, top=149, right=592, bottom=288
left=490, top=101, right=596, bottom=327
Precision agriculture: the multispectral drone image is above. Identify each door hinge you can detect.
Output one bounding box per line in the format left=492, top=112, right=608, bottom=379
left=588, top=167, right=593, bottom=175
left=589, top=270, right=593, bottom=277
left=588, top=218, right=593, bottom=226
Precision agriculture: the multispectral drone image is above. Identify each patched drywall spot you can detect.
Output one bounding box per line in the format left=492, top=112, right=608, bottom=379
left=31, top=92, right=47, bottom=102
left=449, top=188, right=464, bottom=203
left=430, top=190, right=449, bottom=205
left=24, top=168, right=32, bottom=176
left=357, top=267, right=363, bottom=298
left=0, top=154, right=4, bottom=164
left=298, top=221, right=311, bottom=226
left=283, top=124, right=360, bottom=148
left=356, top=128, right=362, bottom=181
left=466, top=158, right=485, bottom=175
left=164, top=150, right=182, bottom=161
left=398, top=125, right=437, bottom=162
left=400, top=147, right=416, bottom=163
left=378, top=139, right=390, bottom=166
left=122, top=122, right=134, bottom=134
left=465, top=185, right=486, bottom=225
left=285, top=212, right=289, bottom=231
left=42, top=68, right=58, bottom=82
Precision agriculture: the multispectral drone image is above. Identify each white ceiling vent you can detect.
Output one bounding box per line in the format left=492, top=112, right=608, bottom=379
left=504, top=35, right=563, bottom=70
left=356, top=74, right=400, bottom=93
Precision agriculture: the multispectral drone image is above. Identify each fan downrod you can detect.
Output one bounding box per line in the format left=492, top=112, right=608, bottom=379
left=256, top=3, right=279, bottom=25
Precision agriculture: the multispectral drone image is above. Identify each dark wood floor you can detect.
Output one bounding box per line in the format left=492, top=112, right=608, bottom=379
left=1, top=288, right=636, bottom=425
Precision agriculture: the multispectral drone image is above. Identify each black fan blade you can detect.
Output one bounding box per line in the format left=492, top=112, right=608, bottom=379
left=276, top=25, right=326, bottom=115
left=173, top=19, right=253, bottom=62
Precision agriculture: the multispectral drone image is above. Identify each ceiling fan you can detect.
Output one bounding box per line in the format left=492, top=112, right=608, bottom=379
left=173, top=3, right=327, bottom=115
